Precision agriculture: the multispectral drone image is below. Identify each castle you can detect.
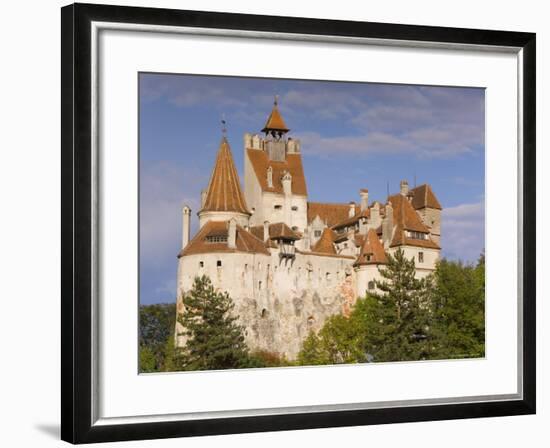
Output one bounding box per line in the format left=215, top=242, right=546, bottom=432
left=175, top=99, right=442, bottom=359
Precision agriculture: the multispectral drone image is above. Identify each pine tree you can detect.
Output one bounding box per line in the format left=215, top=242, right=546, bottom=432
left=176, top=275, right=251, bottom=371
left=361, top=248, right=432, bottom=362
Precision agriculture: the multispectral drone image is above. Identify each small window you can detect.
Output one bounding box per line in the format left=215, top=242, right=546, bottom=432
left=206, top=235, right=228, bottom=243
left=199, top=261, right=204, bottom=268
left=217, top=260, right=222, bottom=267
left=291, top=206, right=298, bottom=211
left=314, top=230, right=322, bottom=238
left=368, top=281, right=375, bottom=290
left=418, top=252, right=424, bottom=263
left=261, top=308, right=267, bottom=318
left=274, top=204, right=282, bottom=210
left=325, top=272, right=331, bottom=282
left=258, top=280, right=262, bottom=290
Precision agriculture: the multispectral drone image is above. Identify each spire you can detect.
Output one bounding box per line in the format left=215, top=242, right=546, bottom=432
left=200, top=137, right=250, bottom=215
left=262, top=95, right=289, bottom=134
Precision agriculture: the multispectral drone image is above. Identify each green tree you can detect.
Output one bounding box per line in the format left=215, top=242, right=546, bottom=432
left=139, top=303, right=176, bottom=372
left=298, top=314, right=366, bottom=365
left=176, top=275, right=252, bottom=371
left=429, top=256, right=485, bottom=359
left=139, top=346, right=157, bottom=373
left=358, top=249, right=432, bottom=362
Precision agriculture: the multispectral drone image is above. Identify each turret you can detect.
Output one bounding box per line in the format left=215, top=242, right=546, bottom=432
left=198, top=136, right=251, bottom=228
left=181, top=205, right=191, bottom=249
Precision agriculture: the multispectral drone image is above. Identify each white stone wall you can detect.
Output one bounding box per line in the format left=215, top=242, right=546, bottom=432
left=388, top=245, right=439, bottom=277
left=176, top=250, right=358, bottom=359
left=417, top=208, right=441, bottom=246
left=355, top=264, right=385, bottom=298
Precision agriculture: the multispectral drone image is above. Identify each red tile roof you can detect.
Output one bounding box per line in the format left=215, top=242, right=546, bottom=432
left=410, top=184, right=442, bottom=210
left=200, top=138, right=250, bottom=215
left=354, top=229, right=388, bottom=266
left=311, top=228, right=337, bottom=255
left=331, top=209, right=370, bottom=230
left=246, top=149, right=307, bottom=196
left=388, top=194, right=440, bottom=249
left=307, top=202, right=360, bottom=227
left=262, top=103, right=289, bottom=133
left=249, top=222, right=300, bottom=241
left=178, top=220, right=270, bottom=257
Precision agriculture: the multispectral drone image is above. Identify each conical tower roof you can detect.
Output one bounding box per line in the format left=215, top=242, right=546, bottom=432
left=262, top=98, right=289, bottom=133
left=354, top=229, right=388, bottom=266
left=200, top=137, right=250, bottom=215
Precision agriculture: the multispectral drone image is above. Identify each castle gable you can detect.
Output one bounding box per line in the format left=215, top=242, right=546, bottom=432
left=388, top=194, right=440, bottom=249
left=246, top=148, right=307, bottom=196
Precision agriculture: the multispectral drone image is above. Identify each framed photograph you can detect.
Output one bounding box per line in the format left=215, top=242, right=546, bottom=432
left=61, top=2, right=536, bottom=444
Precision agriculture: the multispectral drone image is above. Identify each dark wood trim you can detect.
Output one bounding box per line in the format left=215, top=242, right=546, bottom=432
left=61, top=2, right=536, bottom=443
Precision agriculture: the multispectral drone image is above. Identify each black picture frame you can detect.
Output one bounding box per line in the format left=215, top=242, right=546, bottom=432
left=61, top=2, right=536, bottom=444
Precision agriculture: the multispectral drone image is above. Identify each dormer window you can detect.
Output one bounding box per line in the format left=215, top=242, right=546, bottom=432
left=407, top=230, right=428, bottom=240
left=206, top=235, right=228, bottom=243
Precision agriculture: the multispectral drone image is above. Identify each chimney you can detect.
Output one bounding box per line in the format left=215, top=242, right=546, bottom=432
left=348, top=201, right=356, bottom=218
left=267, top=166, right=273, bottom=188
left=228, top=219, right=237, bottom=249
left=263, top=220, right=269, bottom=242
left=182, top=205, right=191, bottom=249
left=360, top=189, right=369, bottom=211
left=281, top=171, right=292, bottom=195
left=371, top=202, right=381, bottom=228
left=243, top=132, right=252, bottom=149
left=400, top=180, right=409, bottom=196
left=382, top=202, right=393, bottom=249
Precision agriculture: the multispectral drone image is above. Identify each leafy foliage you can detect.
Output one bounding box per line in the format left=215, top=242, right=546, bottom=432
left=139, top=303, right=176, bottom=372
left=297, top=249, right=485, bottom=365
left=299, top=314, right=366, bottom=365
left=176, top=275, right=253, bottom=371
left=429, top=254, right=485, bottom=359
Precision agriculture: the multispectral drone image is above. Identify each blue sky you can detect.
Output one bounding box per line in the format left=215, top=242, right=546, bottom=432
left=139, top=73, right=485, bottom=305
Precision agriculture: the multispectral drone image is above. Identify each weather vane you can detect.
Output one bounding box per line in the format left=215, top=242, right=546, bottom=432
left=221, top=113, right=227, bottom=136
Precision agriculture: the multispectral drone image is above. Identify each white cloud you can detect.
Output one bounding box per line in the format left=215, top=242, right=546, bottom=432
left=442, top=201, right=485, bottom=262
left=298, top=126, right=478, bottom=160
left=140, top=160, right=205, bottom=264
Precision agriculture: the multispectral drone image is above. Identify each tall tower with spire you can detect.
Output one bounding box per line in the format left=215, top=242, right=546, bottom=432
left=243, top=97, right=308, bottom=234
left=198, top=136, right=251, bottom=228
